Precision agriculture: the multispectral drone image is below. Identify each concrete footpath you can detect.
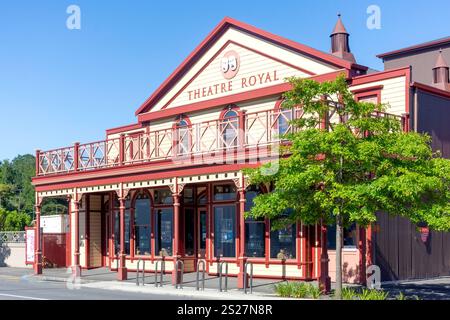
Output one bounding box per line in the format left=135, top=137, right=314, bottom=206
left=1, top=267, right=295, bottom=300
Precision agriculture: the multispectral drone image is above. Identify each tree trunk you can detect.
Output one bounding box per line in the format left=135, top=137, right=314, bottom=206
left=335, top=213, right=343, bottom=299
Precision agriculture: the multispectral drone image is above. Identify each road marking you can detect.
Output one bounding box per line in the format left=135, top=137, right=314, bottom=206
left=0, top=293, right=48, bottom=300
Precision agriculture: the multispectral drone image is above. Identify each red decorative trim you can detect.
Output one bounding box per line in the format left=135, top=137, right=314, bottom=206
left=135, top=17, right=364, bottom=116
left=139, top=83, right=292, bottom=122
left=138, top=70, right=347, bottom=123
left=354, top=88, right=382, bottom=104
left=412, top=81, right=450, bottom=99
left=377, top=36, right=450, bottom=59
left=106, top=123, right=142, bottom=136
left=350, top=66, right=411, bottom=86
left=351, top=85, right=384, bottom=95
left=160, top=40, right=316, bottom=111
left=33, top=151, right=265, bottom=190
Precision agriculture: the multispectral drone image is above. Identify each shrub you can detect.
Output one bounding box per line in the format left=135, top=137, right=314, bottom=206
left=274, top=282, right=292, bottom=297
left=291, top=282, right=309, bottom=298
left=342, top=287, right=357, bottom=300
left=307, top=284, right=321, bottom=299
left=359, top=288, right=389, bottom=300
left=274, top=282, right=322, bottom=299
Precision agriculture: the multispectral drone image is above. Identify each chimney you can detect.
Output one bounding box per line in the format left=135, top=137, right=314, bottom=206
left=433, top=49, right=450, bottom=91
left=330, top=14, right=356, bottom=63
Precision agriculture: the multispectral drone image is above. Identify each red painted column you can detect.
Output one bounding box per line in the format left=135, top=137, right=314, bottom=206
left=35, top=150, right=41, bottom=176
left=117, top=197, right=127, bottom=280
left=319, top=222, right=331, bottom=294
left=34, top=204, right=42, bottom=275
left=73, top=142, right=80, bottom=171
left=237, top=188, right=247, bottom=289
left=73, top=199, right=81, bottom=276
left=172, top=193, right=181, bottom=285
left=119, top=134, right=125, bottom=166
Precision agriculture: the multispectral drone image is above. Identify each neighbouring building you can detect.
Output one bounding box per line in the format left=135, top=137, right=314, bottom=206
left=31, top=16, right=450, bottom=287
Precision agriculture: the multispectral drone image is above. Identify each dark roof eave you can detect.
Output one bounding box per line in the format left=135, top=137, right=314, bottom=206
left=377, top=36, right=450, bottom=60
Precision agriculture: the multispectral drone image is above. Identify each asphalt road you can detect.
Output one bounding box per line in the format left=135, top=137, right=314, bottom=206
left=0, top=273, right=197, bottom=300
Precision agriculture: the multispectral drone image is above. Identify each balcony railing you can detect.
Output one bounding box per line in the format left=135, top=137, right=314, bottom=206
left=36, top=108, right=405, bottom=177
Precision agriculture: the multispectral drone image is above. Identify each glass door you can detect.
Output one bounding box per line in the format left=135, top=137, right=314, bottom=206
left=197, top=208, right=207, bottom=259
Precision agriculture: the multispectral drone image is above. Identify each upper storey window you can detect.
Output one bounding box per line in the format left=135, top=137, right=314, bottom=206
left=176, top=118, right=190, bottom=156
left=221, top=109, right=239, bottom=148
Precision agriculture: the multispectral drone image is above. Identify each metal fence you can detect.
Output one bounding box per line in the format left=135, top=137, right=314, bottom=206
left=0, top=231, right=26, bottom=244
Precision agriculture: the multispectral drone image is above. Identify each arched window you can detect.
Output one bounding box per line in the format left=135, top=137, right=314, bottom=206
left=275, top=100, right=293, bottom=136
left=245, top=185, right=266, bottom=258
left=221, top=108, right=239, bottom=148
left=176, top=118, right=190, bottom=156
left=133, top=192, right=152, bottom=256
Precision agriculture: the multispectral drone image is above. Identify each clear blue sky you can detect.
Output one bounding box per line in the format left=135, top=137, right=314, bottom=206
left=1, top=0, right=449, bottom=160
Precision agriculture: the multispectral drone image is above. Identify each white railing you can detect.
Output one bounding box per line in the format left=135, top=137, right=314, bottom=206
left=36, top=108, right=404, bottom=176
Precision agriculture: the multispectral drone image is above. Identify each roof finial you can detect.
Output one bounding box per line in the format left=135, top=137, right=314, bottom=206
left=330, top=13, right=355, bottom=62
left=331, top=13, right=348, bottom=35
left=434, top=49, right=449, bottom=69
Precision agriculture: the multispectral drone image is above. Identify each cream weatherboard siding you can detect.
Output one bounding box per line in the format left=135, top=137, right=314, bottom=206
left=350, top=76, right=407, bottom=116
left=145, top=27, right=339, bottom=113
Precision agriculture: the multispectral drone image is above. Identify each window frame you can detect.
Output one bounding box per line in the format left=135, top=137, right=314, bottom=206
left=173, top=115, right=192, bottom=157
left=131, top=189, right=153, bottom=258
left=352, top=85, right=383, bottom=104
left=219, top=105, right=240, bottom=149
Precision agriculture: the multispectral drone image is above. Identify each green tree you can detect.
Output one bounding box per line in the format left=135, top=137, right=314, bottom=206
left=0, top=183, right=12, bottom=208
left=244, top=75, right=450, bottom=299
left=0, top=208, right=31, bottom=231
left=0, top=154, right=36, bottom=213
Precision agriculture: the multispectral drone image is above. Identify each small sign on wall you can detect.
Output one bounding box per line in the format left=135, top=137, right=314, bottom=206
left=25, top=227, right=35, bottom=265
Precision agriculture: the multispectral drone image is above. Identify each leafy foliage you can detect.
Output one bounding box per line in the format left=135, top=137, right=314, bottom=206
left=0, top=208, right=32, bottom=231
left=338, top=287, right=419, bottom=300
left=0, top=154, right=35, bottom=214
left=245, top=74, right=450, bottom=299
left=245, top=74, right=450, bottom=231
left=0, top=154, right=68, bottom=231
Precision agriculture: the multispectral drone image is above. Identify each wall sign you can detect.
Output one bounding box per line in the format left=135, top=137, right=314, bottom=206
left=221, top=50, right=240, bottom=79
left=25, top=227, right=35, bottom=265
left=419, top=226, right=430, bottom=243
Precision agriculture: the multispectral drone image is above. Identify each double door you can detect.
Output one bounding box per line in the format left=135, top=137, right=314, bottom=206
left=183, top=207, right=207, bottom=270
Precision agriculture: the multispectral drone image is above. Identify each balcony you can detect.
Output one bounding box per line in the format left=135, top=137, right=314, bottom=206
left=35, top=108, right=406, bottom=177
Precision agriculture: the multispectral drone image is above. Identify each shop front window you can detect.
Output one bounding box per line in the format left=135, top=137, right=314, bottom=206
left=270, top=212, right=296, bottom=259
left=197, top=187, right=207, bottom=205
left=213, top=184, right=236, bottom=201
left=244, top=186, right=265, bottom=257
left=154, top=188, right=173, bottom=205
left=155, top=208, right=173, bottom=256
left=114, top=198, right=131, bottom=255
left=327, top=223, right=358, bottom=250
left=214, top=205, right=236, bottom=257
left=134, top=193, right=151, bottom=256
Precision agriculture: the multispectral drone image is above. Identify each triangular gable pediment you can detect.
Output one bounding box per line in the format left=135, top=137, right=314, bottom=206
left=136, top=18, right=360, bottom=116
